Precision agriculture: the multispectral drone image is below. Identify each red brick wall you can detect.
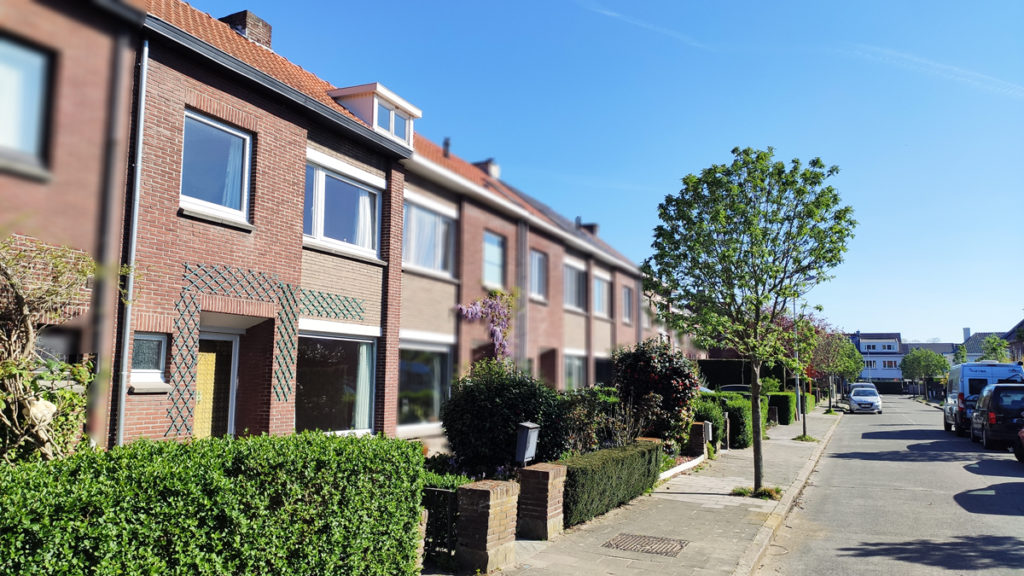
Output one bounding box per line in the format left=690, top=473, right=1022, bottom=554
left=375, top=159, right=405, bottom=436
left=525, top=230, right=566, bottom=388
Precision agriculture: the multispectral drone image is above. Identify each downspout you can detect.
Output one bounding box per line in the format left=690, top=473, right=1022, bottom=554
left=116, top=39, right=148, bottom=446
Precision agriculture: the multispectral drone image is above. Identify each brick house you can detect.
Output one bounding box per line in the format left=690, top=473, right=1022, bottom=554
left=0, top=0, right=145, bottom=439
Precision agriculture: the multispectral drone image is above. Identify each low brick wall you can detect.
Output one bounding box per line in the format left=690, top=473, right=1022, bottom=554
left=687, top=421, right=709, bottom=457
left=456, top=480, right=519, bottom=573
left=517, top=462, right=566, bottom=540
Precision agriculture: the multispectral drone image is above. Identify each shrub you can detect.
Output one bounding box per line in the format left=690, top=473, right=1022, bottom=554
left=721, top=396, right=754, bottom=449
left=767, top=392, right=797, bottom=425
left=442, top=360, right=566, bottom=474
left=612, top=338, right=701, bottom=442
left=761, top=376, right=782, bottom=393
left=561, top=386, right=624, bottom=454
left=805, top=391, right=816, bottom=412
left=0, top=432, right=423, bottom=576
left=562, top=441, right=662, bottom=526
left=691, top=396, right=725, bottom=446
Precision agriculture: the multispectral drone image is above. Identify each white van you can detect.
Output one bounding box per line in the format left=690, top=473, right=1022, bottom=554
left=945, top=362, right=1024, bottom=433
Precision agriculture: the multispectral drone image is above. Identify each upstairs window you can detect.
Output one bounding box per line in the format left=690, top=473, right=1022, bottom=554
left=564, top=264, right=586, bottom=311
left=376, top=100, right=411, bottom=141
left=403, top=202, right=454, bottom=275
left=529, top=250, right=548, bottom=300
left=593, top=277, right=610, bottom=318
left=623, top=285, right=634, bottom=324
left=0, top=34, right=50, bottom=171
left=304, top=163, right=379, bottom=255
left=180, top=111, right=252, bottom=222
left=483, top=231, right=505, bottom=288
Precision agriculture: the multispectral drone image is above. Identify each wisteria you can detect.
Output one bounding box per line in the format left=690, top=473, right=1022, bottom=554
left=457, top=290, right=514, bottom=359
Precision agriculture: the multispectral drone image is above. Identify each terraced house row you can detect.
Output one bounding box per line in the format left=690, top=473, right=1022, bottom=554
left=1, top=0, right=701, bottom=448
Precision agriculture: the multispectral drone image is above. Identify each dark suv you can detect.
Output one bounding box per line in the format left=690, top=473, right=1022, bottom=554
left=970, top=384, right=1024, bottom=450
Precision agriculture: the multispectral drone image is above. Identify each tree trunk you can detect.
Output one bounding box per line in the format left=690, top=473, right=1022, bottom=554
left=751, top=357, right=764, bottom=492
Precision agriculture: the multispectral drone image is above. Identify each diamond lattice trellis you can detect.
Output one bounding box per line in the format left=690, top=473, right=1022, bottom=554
left=299, top=288, right=365, bottom=321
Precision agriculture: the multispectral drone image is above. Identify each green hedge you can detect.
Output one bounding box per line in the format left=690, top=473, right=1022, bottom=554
left=722, top=396, right=754, bottom=449
left=768, top=392, right=797, bottom=425
left=562, top=441, right=661, bottom=526
left=805, top=391, right=816, bottom=412
left=692, top=396, right=725, bottom=446
left=0, top=432, right=423, bottom=576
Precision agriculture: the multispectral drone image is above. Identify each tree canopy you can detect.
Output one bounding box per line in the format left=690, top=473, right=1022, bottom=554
left=812, top=332, right=863, bottom=383
left=900, top=347, right=950, bottom=383
left=978, top=335, right=1009, bottom=363
left=643, top=146, right=856, bottom=490
left=952, top=344, right=967, bottom=365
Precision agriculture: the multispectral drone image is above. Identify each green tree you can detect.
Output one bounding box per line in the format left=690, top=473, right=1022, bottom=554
left=978, top=335, right=1009, bottom=362
left=900, top=348, right=950, bottom=395
left=952, top=344, right=967, bottom=365
left=810, top=331, right=862, bottom=409
left=643, top=147, right=856, bottom=491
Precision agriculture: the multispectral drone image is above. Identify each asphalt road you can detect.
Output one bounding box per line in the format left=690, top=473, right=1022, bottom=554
left=756, top=396, right=1024, bottom=576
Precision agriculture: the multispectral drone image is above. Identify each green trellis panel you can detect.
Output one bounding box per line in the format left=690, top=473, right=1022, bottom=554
left=299, top=288, right=365, bottom=321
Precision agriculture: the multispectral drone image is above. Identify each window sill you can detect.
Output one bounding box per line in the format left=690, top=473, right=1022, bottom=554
left=397, top=422, right=443, bottom=439
left=178, top=207, right=254, bottom=232
left=303, top=238, right=386, bottom=267
left=482, top=282, right=506, bottom=292
left=564, top=306, right=588, bottom=317
left=402, top=263, right=458, bottom=284
left=129, top=381, right=172, bottom=394
left=529, top=295, right=549, bottom=306
left=593, top=314, right=613, bottom=322
left=0, top=152, right=52, bottom=183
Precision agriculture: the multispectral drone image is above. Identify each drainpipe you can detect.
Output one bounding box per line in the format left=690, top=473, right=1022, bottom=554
left=116, top=39, right=148, bottom=446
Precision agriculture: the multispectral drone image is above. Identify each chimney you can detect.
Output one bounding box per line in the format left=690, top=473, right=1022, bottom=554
left=219, top=11, right=272, bottom=49
left=963, top=327, right=971, bottom=342
left=473, top=158, right=501, bottom=179
left=580, top=222, right=599, bottom=235
left=443, top=137, right=451, bottom=158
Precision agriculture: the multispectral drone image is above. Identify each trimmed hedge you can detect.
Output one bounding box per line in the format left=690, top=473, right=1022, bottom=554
left=692, top=395, right=725, bottom=446
left=767, top=392, right=797, bottom=425
left=722, top=396, right=754, bottom=448
left=805, top=391, right=817, bottom=412
left=562, top=441, right=661, bottom=526
left=0, top=432, right=423, bottom=576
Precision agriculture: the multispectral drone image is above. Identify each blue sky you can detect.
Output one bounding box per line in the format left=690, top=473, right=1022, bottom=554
left=188, top=0, right=1024, bottom=343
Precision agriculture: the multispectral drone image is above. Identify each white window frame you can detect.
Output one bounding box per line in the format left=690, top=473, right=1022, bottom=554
left=563, top=261, right=587, bottom=312
left=375, top=98, right=411, bottom=143
left=482, top=231, right=506, bottom=289
left=0, top=34, right=51, bottom=173
left=179, top=111, right=252, bottom=224
left=403, top=200, right=455, bottom=277
left=304, top=161, right=382, bottom=259
left=593, top=276, right=611, bottom=319
left=564, top=354, right=587, bottom=391
left=397, top=341, right=453, bottom=438
left=296, top=330, right=377, bottom=435
left=131, top=332, right=168, bottom=384
left=529, top=249, right=548, bottom=302
left=623, top=285, right=634, bottom=324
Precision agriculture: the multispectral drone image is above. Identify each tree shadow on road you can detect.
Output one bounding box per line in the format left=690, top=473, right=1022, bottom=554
left=963, top=458, right=1023, bottom=478
left=837, top=535, right=1024, bottom=571
left=953, top=482, right=1024, bottom=516
left=829, top=438, right=990, bottom=463
left=860, top=429, right=949, bottom=441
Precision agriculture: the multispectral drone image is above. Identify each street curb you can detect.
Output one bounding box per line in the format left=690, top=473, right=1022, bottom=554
left=658, top=453, right=706, bottom=481
left=730, top=411, right=843, bottom=576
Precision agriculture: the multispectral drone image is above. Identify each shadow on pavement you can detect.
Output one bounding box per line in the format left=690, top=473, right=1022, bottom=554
left=860, top=429, right=949, bottom=441
left=829, top=439, right=989, bottom=463
left=837, top=535, right=1024, bottom=570
left=953, top=482, right=1024, bottom=516
left=963, top=458, right=1023, bottom=478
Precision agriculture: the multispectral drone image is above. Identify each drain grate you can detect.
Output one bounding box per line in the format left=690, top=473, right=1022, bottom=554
left=601, top=533, right=689, bottom=557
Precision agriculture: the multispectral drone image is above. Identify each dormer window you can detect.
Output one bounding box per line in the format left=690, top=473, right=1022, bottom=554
left=328, top=82, right=421, bottom=147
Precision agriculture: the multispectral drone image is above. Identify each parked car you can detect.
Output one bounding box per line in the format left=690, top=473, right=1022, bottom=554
left=947, top=362, right=1024, bottom=436
left=848, top=382, right=877, bottom=396
left=1014, top=427, right=1024, bottom=464
left=717, top=384, right=752, bottom=393
left=848, top=388, right=883, bottom=414
left=969, top=384, right=1024, bottom=450
left=943, top=393, right=978, bottom=435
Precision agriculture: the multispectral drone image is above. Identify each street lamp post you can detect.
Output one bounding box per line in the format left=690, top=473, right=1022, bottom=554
left=794, top=298, right=808, bottom=437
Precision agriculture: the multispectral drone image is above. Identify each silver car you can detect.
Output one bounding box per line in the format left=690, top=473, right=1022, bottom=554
left=849, top=388, right=883, bottom=414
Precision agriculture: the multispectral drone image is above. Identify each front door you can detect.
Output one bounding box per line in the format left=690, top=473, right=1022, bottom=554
left=194, top=337, right=236, bottom=438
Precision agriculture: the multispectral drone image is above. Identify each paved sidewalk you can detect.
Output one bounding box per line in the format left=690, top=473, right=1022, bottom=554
left=502, top=407, right=842, bottom=576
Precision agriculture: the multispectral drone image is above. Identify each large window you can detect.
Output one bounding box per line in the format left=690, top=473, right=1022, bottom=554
left=483, top=231, right=505, bottom=288
left=564, top=265, right=586, bottom=311
left=304, top=163, right=379, bottom=254
left=180, top=111, right=251, bottom=221
left=565, top=355, right=586, bottom=391
left=296, top=335, right=375, bottom=432
left=403, top=203, right=454, bottom=275
left=593, top=277, right=610, bottom=318
left=0, top=35, right=50, bottom=169
left=398, top=347, right=450, bottom=426
left=622, top=285, right=634, bottom=324
left=529, top=250, right=548, bottom=300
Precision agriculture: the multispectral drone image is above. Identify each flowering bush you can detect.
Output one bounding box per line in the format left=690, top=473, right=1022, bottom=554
left=457, top=290, right=514, bottom=359
left=612, top=338, right=701, bottom=443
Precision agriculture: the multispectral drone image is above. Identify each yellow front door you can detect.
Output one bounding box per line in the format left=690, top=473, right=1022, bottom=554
left=194, top=339, right=233, bottom=439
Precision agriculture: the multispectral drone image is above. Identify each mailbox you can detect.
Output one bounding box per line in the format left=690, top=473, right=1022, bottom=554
left=516, top=421, right=540, bottom=465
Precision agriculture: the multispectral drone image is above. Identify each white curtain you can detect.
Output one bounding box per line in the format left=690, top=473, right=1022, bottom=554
left=414, top=209, right=436, bottom=268
left=353, top=342, right=372, bottom=430
left=221, top=136, right=243, bottom=209
left=356, top=191, right=373, bottom=249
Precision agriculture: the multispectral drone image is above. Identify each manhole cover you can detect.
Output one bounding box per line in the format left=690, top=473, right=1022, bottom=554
left=601, top=533, right=689, bottom=557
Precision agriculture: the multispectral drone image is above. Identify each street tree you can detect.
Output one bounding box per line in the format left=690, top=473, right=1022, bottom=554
left=952, top=344, right=967, bottom=365
left=900, top=348, right=950, bottom=397
left=643, top=146, right=856, bottom=491
left=978, top=335, right=1009, bottom=362
left=810, top=331, right=862, bottom=409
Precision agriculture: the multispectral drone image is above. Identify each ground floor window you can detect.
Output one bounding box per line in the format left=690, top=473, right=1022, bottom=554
left=565, top=355, right=586, bottom=391
left=595, top=358, right=613, bottom=386
left=398, top=346, right=450, bottom=425
left=296, top=335, right=375, bottom=432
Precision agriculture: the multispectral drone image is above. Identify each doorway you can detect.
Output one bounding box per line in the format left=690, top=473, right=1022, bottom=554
left=194, top=334, right=238, bottom=438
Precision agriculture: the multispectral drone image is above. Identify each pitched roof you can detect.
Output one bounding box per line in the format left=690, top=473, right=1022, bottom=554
left=1003, top=318, right=1024, bottom=342
left=902, top=342, right=956, bottom=355
left=855, top=332, right=902, bottom=342
left=963, top=331, right=1003, bottom=354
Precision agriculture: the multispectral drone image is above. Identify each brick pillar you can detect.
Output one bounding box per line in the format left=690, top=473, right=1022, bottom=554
left=456, top=480, right=519, bottom=573
left=517, top=463, right=565, bottom=540
left=375, top=160, right=405, bottom=437
left=688, top=421, right=708, bottom=457
left=723, top=416, right=730, bottom=450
